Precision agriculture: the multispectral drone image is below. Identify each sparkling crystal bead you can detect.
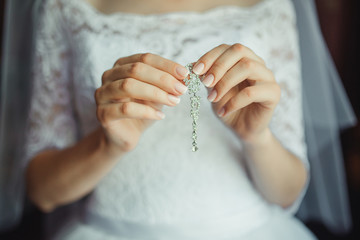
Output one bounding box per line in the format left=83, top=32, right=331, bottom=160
left=184, top=63, right=202, bottom=152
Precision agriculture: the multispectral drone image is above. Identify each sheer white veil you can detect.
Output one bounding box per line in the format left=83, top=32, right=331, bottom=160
left=0, top=0, right=357, bottom=234
left=292, top=0, right=357, bottom=234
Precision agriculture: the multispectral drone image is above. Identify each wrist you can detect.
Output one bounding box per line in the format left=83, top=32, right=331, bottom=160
left=241, top=128, right=273, bottom=149
left=96, top=127, right=126, bottom=159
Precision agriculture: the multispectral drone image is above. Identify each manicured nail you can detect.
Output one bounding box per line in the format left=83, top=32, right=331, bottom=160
left=193, top=62, right=204, bottom=75
left=202, top=74, right=214, bottom=87
left=168, top=94, right=181, bottom=105
left=175, top=82, right=188, bottom=94
left=218, top=108, right=225, bottom=117
left=207, top=89, right=217, bottom=102
left=176, top=66, right=189, bottom=77
left=156, top=111, right=165, bottom=119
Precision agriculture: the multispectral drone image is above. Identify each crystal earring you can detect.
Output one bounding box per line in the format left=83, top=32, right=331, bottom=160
left=184, top=63, right=202, bottom=152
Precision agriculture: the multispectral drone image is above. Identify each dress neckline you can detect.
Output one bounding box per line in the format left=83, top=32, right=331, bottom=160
left=76, top=0, right=271, bottom=19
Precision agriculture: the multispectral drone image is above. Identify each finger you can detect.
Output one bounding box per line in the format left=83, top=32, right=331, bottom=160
left=196, top=43, right=266, bottom=88
left=143, top=101, right=163, bottom=112
left=192, top=44, right=230, bottom=75
left=102, top=62, right=188, bottom=96
left=97, top=102, right=165, bottom=125
left=96, top=78, right=181, bottom=106
left=204, top=44, right=266, bottom=88
left=218, top=83, right=281, bottom=117
left=113, top=53, right=189, bottom=79
left=210, top=86, right=238, bottom=114
left=208, top=58, right=275, bottom=103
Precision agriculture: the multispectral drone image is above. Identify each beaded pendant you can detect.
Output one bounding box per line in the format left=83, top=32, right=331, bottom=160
left=184, top=63, right=202, bottom=152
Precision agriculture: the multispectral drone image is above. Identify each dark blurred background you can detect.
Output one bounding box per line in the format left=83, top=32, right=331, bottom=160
left=0, top=0, right=359, bottom=239
left=307, top=0, right=360, bottom=239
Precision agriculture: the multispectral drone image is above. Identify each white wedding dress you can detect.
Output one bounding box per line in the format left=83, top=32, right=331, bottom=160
left=23, top=0, right=317, bottom=239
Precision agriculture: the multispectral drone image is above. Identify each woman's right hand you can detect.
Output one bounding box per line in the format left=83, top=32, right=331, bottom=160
left=95, top=53, right=189, bottom=153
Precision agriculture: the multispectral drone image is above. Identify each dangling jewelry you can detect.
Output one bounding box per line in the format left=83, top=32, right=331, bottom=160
left=184, top=63, right=202, bottom=152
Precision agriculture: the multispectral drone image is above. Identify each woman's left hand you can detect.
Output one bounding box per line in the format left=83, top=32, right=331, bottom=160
left=193, top=43, right=281, bottom=144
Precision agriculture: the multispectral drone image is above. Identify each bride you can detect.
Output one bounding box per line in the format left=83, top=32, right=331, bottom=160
left=22, top=0, right=317, bottom=239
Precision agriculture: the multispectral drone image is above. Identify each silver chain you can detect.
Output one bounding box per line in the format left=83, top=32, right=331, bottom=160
left=184, top=63, right=202, bottom=152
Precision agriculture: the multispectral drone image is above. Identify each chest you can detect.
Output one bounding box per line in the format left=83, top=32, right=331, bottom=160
left=62, top=1, right=271, bottom=136
left=68, top=11, right=267, bottom=89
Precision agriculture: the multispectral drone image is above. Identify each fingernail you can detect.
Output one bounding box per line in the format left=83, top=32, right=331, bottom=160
left=156, top=111, right=166, bottom=119
left=207, top=89, right=217, bottom=102
left=193, top=62, right=204, bottom=75
left=218, top=107, right=225, bottom=117
left=176, top=66, right=189, bottom=77
left=175, top=82, right=188, bottom=94
left=168, top=94, right=181, bottom=105
left=202, top=74, right=214, bottom=87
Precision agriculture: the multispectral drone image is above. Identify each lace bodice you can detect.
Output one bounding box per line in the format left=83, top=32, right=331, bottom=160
left=23, top=0, right=309, bottom=238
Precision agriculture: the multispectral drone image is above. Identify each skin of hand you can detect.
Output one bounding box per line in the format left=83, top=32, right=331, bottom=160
left=192, top=43, right=281, bottom=144
left=27, top=53, right=190, bottom=213
left=192, top=43, right=307, bottom=208
left=95, top=53, right=189, bottom=153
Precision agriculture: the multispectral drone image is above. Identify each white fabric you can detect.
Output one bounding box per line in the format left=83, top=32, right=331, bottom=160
left=23, top=0, right=316, bottom=239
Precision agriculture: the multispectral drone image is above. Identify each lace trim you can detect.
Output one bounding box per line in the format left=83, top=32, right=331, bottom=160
left=61, top=0, right=276, bottom=36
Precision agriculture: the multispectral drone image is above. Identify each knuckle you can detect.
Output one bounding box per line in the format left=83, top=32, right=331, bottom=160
left=232, top=43, right=244, bottom=52
left=114, top=56, right=126, bottom=67
left=94, top=88, right=101, bottom=103
left=101, top=70, right=111, bottom=85
left=129, top=62, right=142, bottom=75
left=241, top=58, right=254, bottom=69
left=244, top=87, right=253, bottom=99
left=121, top=140, right=137, bottom=152
left=227, top=98, right=236, bottom=111
left=114, top=59, right=121, bottom=67
left=139, top=52, right=152, bottom=64
left=120, top=78, right=133, bottom=92
left=120, top=102, right=131, bottom=115
left=219, top=43, right=229, bottom=49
